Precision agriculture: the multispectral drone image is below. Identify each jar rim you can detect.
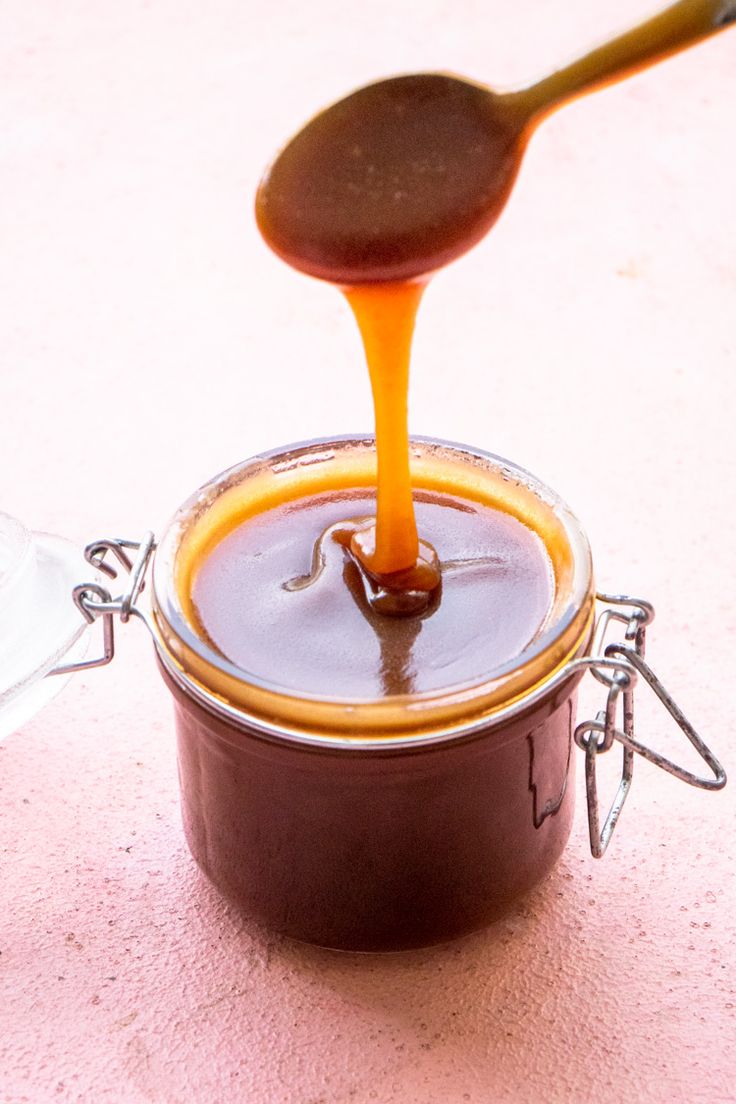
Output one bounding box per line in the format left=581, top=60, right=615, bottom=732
left=151, top=435, right=595, bottom=739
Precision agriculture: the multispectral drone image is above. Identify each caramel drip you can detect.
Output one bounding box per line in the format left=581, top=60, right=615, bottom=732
left=343, top=280, right=426, bottom=576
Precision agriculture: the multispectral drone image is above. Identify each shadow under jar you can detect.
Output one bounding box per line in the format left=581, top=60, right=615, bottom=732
left=152, top=437, right=595, bottom=952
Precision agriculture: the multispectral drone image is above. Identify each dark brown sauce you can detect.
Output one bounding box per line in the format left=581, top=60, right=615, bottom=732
left=192, top=490, right=553, bottom=699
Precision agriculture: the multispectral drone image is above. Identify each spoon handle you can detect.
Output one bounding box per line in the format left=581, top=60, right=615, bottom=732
left=518, top=0, right=735, bottom=120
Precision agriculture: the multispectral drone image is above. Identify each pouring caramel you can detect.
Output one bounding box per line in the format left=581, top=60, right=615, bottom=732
left=255, top=0, right=735, bottom=605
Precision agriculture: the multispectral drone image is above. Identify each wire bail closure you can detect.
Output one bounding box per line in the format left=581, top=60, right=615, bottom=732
left=574, top=593, right=727, bottom=857
left=49, top=534, right=156, bottom=677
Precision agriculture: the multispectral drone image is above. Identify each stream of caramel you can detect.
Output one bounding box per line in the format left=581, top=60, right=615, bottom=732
left=342, top=281, right=426, bottom=577
left=256, top=0, right=735, bottom=604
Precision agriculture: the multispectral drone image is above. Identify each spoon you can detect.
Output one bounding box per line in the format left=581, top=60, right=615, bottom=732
left=256, top=0, right=736, bottom=284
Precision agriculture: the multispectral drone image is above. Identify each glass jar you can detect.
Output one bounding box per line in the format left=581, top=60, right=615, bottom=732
left=151, top=436, right=596, bottom=950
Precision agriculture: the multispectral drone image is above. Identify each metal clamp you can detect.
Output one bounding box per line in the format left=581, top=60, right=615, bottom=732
left=574, top=593, right=727, bottom=858
left=49, top=533, right=156, bottom=677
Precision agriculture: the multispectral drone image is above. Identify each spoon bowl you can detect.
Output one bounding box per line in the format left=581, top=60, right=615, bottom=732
left=256, top=0, right=736, bottom=284
left=256, top=74, right=528, bottom=284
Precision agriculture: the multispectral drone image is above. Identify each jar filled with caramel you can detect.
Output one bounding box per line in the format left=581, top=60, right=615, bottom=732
left=146, top=436, right=590, bottom=950
left=118, top=430, right=720, bottom=952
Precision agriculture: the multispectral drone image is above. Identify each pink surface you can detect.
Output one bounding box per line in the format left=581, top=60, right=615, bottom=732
left=1, top=2, right=735, bottom=1101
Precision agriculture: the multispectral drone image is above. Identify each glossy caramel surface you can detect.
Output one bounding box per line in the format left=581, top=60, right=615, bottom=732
left=191, top=487, right=553, bottom=699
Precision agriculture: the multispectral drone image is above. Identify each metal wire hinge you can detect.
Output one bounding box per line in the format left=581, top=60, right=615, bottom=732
left=574, top=593, right=727, bottom=858
left=49, top=533, right=156, bottom=677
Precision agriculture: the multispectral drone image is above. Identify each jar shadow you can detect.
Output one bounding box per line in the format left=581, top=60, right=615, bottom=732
left=171, top=843, right=647, bottom=1099
left=200, top=852, right=586, bottom=1017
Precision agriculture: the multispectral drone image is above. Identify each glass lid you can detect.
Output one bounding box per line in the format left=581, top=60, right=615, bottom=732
left=0, top=511, right=91, bottom=740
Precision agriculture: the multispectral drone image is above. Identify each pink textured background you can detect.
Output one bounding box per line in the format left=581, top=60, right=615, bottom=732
left=1, top=2, right=735, bottom=1101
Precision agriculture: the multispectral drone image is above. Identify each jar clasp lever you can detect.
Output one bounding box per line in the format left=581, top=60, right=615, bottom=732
left=48, top=534, right=156, bottom=676
left=572, top=593, right=726, bottom=857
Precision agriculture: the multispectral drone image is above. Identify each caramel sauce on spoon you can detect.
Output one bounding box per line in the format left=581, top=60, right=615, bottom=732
left=257, top=2, right=735, bottom=284
left=255, top=0, right=735, bottom=609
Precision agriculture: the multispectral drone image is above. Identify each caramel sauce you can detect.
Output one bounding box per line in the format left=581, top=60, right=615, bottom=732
left=342, top=281, right=424, bottom=573
left=192, top=489, right=554, bottom=699
left=255, top=1, right=735, bottom=614
left=342, top=280, right=442, bottom=607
